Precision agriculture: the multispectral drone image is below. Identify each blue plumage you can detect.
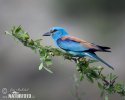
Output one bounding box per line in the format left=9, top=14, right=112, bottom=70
left=43, top=27, right=114, bottom=70
left=57, top=38, right=88, bottom=51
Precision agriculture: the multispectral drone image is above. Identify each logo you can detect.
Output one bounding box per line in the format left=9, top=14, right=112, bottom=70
left=2, top=88, right=7, bottom=94
left=1, top=88, right=35, bottom=99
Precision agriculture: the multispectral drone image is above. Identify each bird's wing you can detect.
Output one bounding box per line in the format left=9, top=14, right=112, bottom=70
left=57, top=36, right=100, bottom=52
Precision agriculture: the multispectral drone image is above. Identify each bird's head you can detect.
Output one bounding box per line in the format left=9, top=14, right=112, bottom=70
left=43, top=27, right=69, bottom=41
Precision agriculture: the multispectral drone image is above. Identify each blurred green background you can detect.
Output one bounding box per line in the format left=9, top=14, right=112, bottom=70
left=0, top=0, right=125, bottom=99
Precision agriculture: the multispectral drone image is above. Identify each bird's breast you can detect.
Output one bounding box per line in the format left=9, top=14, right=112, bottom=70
left=67, top=51, right=86, bottom=57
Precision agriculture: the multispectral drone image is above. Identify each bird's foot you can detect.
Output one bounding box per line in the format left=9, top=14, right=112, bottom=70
left=71, top=57, right=78, bottom=63
left=71, top=57, right=86, bottom=63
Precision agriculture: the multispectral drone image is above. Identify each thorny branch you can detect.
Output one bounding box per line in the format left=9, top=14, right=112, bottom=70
left=5, top=26, right=125, bottom=99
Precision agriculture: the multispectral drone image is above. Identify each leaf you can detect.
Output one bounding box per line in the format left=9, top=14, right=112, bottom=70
left=90, top=70, right=98, bottom=78
left=110, top=73, right=112, bottom=81
left=24, top=33, right=29, bottom=40
left=44, top=67, right=53, bottom=73
left=86, top=75, right=94, bottom=83
left=5, top=31, right=12, bottom=35
left=98, top=82, right=103, bottom=89
left=114, top=83, right=123, bottom=93
left=80, top=73, right=84, bottom=81
left=89, top=59, right=98, bottom=63
left=46, top=60, right=53, bottom=66
left=15, top=26, right=21, bottom=34
left=45, top=58, right=53, bottom=66
left=29, top=39, right=34, bottom=45
left=100, top=90, right=104, bottom=97
left=35, top=39, right=42, bottom=45
left=39, top=63, right=44, bottom=70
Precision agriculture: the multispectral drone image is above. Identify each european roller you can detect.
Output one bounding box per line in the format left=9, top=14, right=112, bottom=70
left=43, top=27, right=114, bottom=70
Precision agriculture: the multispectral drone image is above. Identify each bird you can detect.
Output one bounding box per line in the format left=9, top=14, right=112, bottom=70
left=43, top=27, right=114, bottom=70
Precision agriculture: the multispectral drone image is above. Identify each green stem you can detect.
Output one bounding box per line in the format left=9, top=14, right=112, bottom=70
left=73, top=73, right=81, bottom=100
left=105, top=94, right=109, bottom=100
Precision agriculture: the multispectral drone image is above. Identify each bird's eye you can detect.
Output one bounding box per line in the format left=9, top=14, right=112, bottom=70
left=50, top=29, right=57, bottom=33
left=53, top=29, right=57, bottom=32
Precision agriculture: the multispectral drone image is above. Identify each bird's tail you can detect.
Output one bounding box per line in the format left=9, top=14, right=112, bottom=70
left=97, top=45, right=111, bottom=52
left=85, top=52, right=114, bottom=70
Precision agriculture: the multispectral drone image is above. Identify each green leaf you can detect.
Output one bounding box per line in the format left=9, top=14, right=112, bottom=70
left=101, top=90, right=104, bottom=97
left=98, top=82, right=103, bottom=89
left=39, top=63, right=44, bottom=70
left=29, top=39, right=34, bottom=45
left=44, top=67, right=53, bottom=73
left=86, top=75, right=94, bottom=83
left=80, top=73, right=84, bottom=81
left=35, top=39, right=42, bottom=44
left=46, top=60, right=53, bottom=66
left=89, top=60, right=98, bottom=63
left=114, top=83, right=123, bottom=93
left=15, top=26, right=22, bottom=34
left=90, top=70, right=98, bottom=78
left=24, top=33, right=29, bottom=40
left=45, top=58, right=52, bottom=66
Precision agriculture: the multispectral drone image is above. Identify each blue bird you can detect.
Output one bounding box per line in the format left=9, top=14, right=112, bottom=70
left=43, top=27, right=114, bottom=70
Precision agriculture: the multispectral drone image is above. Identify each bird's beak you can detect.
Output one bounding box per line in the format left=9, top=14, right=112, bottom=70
left=43, top=32, right=51, bottom=36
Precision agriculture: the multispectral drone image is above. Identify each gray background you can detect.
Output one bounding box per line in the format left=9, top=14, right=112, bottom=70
left=0, top=0, right=125, bottom=100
